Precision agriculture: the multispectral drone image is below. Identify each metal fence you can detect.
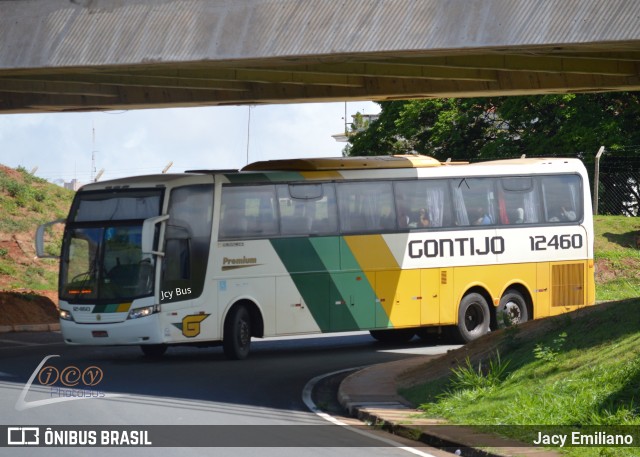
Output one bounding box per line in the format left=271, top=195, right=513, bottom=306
left=594, top=151, right=640, bottom=216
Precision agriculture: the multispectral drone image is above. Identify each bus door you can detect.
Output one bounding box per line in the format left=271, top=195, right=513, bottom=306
left=420, top=268, right=441, bottom=325
left=159, top=184, right=215, bottom=341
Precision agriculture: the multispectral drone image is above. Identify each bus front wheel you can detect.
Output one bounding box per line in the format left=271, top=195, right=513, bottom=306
left=223, top=305, right=252, bottom=360
left=452, top=293, right=490, bottom=343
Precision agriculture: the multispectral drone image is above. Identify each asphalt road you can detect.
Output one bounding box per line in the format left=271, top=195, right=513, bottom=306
left=0, top=331, right=458, bottom=457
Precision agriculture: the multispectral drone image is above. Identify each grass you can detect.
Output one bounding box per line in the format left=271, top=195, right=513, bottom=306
left=399, top=216, right=640, bottom=455
left=0, top=165, right=73, bottom=289
left=402, top=301, right=640, bottom=455
left=594, top=215, right=640, bottom=301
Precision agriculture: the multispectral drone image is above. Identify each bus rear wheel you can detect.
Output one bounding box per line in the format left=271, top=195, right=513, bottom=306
left=369, top=328, right=415, bottom=343
left=497, top=289, right=529, bottom=328
left=452, top=293, right=490, bottom=343
left=223, top=305, right=252, bottom=360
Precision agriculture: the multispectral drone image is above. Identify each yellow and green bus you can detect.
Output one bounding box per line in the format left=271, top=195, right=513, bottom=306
left=37, top=155, right=595, bottom=359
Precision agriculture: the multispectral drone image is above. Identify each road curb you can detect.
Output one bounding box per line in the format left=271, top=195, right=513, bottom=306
left=0, top=323, right=60, bottom=333
left=337, top=358, right=563, bottom=457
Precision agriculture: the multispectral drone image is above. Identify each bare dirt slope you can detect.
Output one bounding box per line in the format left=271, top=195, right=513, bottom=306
left=0, top=290, right=58, bottom=325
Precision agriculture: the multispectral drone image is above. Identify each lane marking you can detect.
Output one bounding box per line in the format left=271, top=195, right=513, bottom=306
left=0, top=339, right=41, bottom=346
left=302, top=367, right=439, bottom=457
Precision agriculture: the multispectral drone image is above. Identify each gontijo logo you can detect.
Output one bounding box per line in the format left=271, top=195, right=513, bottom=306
left=172, top=314, right=210, bottom=338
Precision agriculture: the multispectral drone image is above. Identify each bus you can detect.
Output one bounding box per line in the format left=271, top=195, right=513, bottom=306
left=36, top=155, right=595, bottom=359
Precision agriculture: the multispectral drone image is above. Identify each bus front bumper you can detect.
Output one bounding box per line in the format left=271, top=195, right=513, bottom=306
left=60, top=315, right=164, bottom=346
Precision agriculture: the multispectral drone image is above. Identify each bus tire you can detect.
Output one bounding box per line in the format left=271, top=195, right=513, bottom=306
left=497, top=289, right=529, bottom=328
left=453, top=293, right=491, bottom=343
left=369, top=328, right=415, bottom=343
left=223, top=305, right=252, bottom=360
left=140, top=344, right=167, bottom=358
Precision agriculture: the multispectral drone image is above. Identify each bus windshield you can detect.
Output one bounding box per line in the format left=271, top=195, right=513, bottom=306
left=60, top=189, right=163, bottom=302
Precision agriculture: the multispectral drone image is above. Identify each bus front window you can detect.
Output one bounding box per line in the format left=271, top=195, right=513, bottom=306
left=61, top=225, right=155, bottom=301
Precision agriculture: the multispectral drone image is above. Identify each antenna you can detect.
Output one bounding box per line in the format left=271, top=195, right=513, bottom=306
left=162, top=162, right=174, bottom=173
left=91, top=124, right=97, bottom=182
left=94, top=168, right=104, bottom=182
left=29, top=166, right=38, bottom=175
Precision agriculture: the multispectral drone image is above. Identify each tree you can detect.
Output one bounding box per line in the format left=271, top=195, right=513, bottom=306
left=349, top=93, right=640, bottom=159
left=347, top=92, right=640, bottom=215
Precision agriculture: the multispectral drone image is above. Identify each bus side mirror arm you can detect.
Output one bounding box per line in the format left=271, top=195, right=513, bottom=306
left=35, top=219, right=66, bottom=259
left=142, top=215, right=170, bottom=257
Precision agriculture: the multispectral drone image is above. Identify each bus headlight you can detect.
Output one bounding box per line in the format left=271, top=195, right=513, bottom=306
left=127, top=305, right=160, bottom=320
left=59, top=309, right=74, bottom=321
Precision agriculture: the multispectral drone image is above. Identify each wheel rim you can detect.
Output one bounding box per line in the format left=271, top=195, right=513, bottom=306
left=503, top=300, right=522, bottom=325
left=464, top=303, right=485, bottom=332
left=238, top=319, right=250, bottom=347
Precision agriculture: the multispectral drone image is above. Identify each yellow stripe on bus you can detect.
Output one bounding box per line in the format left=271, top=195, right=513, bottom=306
left=344, top=235, right=421, bottom=328
left=300, top=170, right=343, bottom=180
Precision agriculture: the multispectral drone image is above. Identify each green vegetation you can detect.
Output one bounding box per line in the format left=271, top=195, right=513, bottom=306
left=402, top=219, right=640, bottom=456
left=403, top=303, right=640, bottom=456
left=0, top=165, right=74, bottom=290
left=594, top=215, right=640, bottom=301
left=347, top=94, right=640, bottom=163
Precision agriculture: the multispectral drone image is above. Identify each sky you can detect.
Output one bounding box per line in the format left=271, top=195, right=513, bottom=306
left=0, top=101, right=380, bottom=185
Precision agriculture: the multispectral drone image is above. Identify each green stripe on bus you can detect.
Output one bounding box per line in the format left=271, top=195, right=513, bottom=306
left=270, top=237, right=391, bottom=331
left=331, top=237, right=390, bottom=329
left=270, top=237, right=354, bottom=332
left=92, top=304, right=120, bottom=313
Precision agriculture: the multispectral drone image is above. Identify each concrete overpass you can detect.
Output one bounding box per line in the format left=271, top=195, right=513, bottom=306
left=1, top=0, right=640, bottom=113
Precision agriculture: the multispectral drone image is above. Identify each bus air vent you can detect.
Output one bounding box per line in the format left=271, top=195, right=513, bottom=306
left=551, top=263, right=585, bottom=307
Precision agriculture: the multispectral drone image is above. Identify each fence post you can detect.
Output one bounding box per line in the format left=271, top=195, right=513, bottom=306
left=593, top=146, right=605, bottom=215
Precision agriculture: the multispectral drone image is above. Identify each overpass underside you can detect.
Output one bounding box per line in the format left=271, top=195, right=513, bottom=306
left=1, top=0, right=640, bottom=113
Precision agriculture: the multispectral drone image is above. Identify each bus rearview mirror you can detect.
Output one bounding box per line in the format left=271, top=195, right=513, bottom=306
left=142, top=215, right=170, bottom=257
left=35, top=219, right=66, bottom=259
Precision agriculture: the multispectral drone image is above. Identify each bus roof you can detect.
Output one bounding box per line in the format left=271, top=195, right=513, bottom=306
left=241, top=155, right=452, bottom=171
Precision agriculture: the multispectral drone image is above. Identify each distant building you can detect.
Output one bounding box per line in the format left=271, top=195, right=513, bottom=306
left=63, top=179, right=82, bottom=191
left=332, top=112, right=379, bottom=142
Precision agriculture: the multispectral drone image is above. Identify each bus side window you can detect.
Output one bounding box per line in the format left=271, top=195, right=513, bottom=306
left=542, top=175, right=582, bottom=223
left=453, top=178, right=497, bottom=226
left=220, top=185, right=278, bottom=239
left=500, top=177, right=540, bottom=225
left=277, top=183, right=338, bottom=236
left=337, top=181, right=396, bottom=233
left=394, top=179, right=448, bottom=228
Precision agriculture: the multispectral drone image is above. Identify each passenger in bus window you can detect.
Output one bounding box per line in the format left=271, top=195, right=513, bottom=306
left=471, top=206, right=491, bottom=225
left=560, top=206, right=577, bottom=221
left=514, top=207, right=524, bottom=224
left=549, top=204, right=576, bottom=222
left=418, top=208, right=430, bottom=227
left=396, top=196, right=410, bottom=228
